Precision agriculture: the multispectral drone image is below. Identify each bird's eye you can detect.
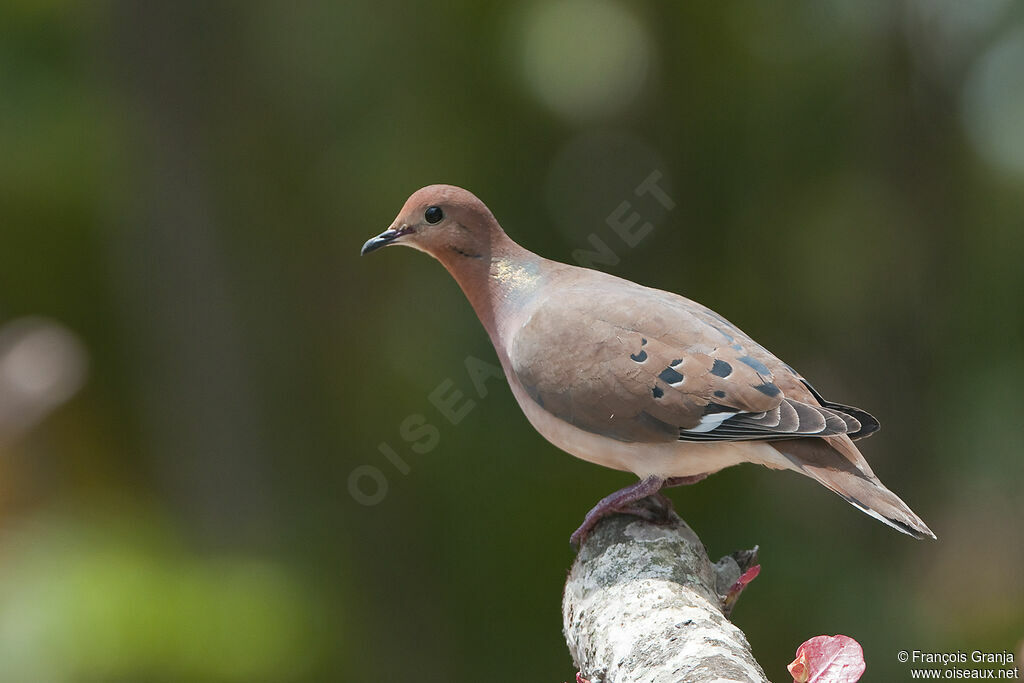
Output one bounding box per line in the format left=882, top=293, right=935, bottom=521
left=424, top=206, right=444, bottom=224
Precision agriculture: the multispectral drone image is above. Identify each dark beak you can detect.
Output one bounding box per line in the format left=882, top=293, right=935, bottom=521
left=360, top=229, right=400, bottom=256
left=360, top=226, right=413, bottom=256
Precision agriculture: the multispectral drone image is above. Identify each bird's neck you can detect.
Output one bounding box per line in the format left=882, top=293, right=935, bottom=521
left=438, top=231, right=545, bottom=357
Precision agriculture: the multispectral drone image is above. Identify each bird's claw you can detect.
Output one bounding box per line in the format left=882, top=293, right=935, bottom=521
left=570, top=493, right=676, bottom=548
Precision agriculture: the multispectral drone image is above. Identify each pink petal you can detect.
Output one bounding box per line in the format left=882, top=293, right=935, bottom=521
left=788, top=634, right=865, bottom=683
left=732, top=564, right=761, bottom=593
left=723, top=564, right=761, bottom=613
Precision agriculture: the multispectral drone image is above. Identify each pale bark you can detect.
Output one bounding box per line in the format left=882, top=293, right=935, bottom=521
left=563, top=502, right=768, bottom=683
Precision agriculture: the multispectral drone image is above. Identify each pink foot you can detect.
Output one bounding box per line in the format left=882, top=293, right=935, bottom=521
left=571, top=476, right=665, bottom=548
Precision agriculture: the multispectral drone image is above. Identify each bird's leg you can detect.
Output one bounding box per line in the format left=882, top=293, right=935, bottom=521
left=649, top=474, right=709, bottom=516
left=599, top=474, right=710, bottom=533
left=664, top=474, right=709, bottom=488
left=615, top=494, right=674, bottom=523
left=571, top=475, right=665, bottom=548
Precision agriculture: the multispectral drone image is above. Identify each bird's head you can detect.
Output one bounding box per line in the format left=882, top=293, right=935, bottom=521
left=361, top=185, right=502, bottom=263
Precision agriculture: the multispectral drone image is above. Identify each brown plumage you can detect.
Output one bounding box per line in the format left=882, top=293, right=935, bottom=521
left=361, top=184, right=935, bottom=543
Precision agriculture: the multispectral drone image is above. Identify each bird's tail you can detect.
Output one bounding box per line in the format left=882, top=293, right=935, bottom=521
left=772, top=436, right=936, bottom=540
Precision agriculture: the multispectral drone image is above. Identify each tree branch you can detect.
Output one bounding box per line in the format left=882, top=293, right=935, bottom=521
left=562, top=499, right=768, bottom=683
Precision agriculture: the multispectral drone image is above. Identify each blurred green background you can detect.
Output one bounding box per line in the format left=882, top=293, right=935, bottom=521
left=2, top=1, right=1023, bottom=681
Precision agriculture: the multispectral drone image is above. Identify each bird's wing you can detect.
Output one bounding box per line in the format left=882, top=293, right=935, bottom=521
left=509, top=276, right=866, bottom=444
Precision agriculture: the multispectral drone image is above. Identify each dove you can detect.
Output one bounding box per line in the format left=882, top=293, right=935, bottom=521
left=361, top=184, right=934, bottom=544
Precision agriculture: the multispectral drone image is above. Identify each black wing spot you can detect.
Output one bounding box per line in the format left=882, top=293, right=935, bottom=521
left=630, top=349, right=648, bottom=362
left=703, top=402, right=737, bottom=415
left=710, top=325, right=735, bottom=343
left=739, top=355, right=771, bottom=375
left=658, top=367, right=684, bottom=384
left=714, top=390, right=726, bottom=398
left=754, top=382, right=781, bottom=397
left=652, top=386, right=664, bottom=398
left=641, top=337, right=647, bottom=345
left=670, top=358, right=683, bottom=367
left=710, top=359, right=732, bottom=377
